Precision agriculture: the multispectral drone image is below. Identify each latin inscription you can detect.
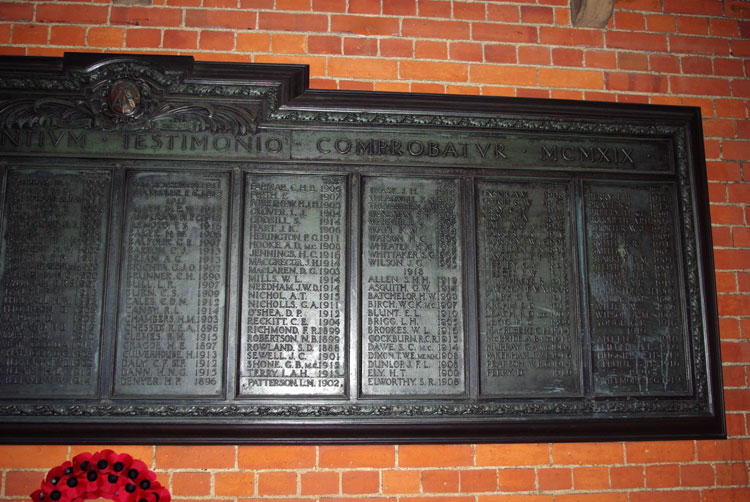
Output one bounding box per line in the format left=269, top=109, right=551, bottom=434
left=0, top=169, right=110, bottom=396
left=477, top=181, right=580, bottom=396
left=361, top=177, right=464, bottom=396
left=585, top=184, right=689, bottom=395
left=240, top=174, right=347, bottom=396
left=115, top=171, right=229, bottom=397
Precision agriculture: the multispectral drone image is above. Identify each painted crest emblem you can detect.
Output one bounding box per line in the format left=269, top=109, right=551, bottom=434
left=108, top=80, right=140, bottom=116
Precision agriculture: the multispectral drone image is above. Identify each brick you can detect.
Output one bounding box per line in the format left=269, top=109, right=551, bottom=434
left=672, top=76, right=731, bottom=97
left=522, top=6, right=554, bottom=24
left=126, top=28, right=162, bottom=48
left=314, top=0, right=346, bottom=12
left=88, top=27, right=124, bottom=48
left=650, top=54, right=680, bottom=73
left=454, top=1, right=485, bottom=20
left=715, top=59, right=745, bottom=77
left=257, top=12, right=325, bottom=31
left=631, top=492, right=700, bottom=502
left=555, top=6, right=571, bottom=25
left=309, top=35, right=341, bottom=54
left=50, top=25, right=87, bottom=46
left=418, top=1, right=451, bottom=18
left=715, top=249, right=750, bottom=271
left=382, top=470, right=420, bottom=494
left=679, top=464, right=715, bottom=486
left=480, top=497, right=553, bottom=502
left=540, top=26, right=602, bottom=47
left=732, top=40, right=750, bottom=58
left=6, top=471, right=45, bottom=496
left=540, top=68, right=603, bottom=90
left=573, top=467, right=609, bottom=490
left=239, top=445, right=315, bottom=469
left=331, top=15, right=399, bottom=36
left=471, top=65, right=537, bottom=86
left=719, top=295, right=750, bottom=316
left=537, top=467, right=571, bottom=490
left=497, top=468, right=535, bottom=492
left=348, top=0, right=379, bottom=14
left=0, top=2, right=33, bottom=22
left=156, top=445, right=235, bottom=469
left=273, top=34, right=306, bottom=54
left=716, top=271, right=738, bottom=292
left=301, top=471, right=339, bottom=496
left=678, top=16, right=709, bottom=35
left=711, top=18, right=739, bottom=37
left=704, top=138, right=721, bottom=158
left=610, top=465, right=643, bottom=489
left=380, top=38, right=412, bottom=57
left=556, top=494, right=627, bottom=502
left=723, top=364, right=746, bottom=385
left=403, top=498, right=473, bottom=502
left=740, top=272, right=750, bottom=292
left=519, top=46, right=550, bottom=65
left=646, top=14, right=676, bottom=33
left=163, top=30, right=198, bottom=49
left=237, top=32, right=270, bottom=52
left=553, top=48, right=583, bottom=67
left=403, top=19, right=469, bottom=39
left=383, top=0, right=415, bottom=16
left=670, top=35, right=730, bottom=56
left=257, top=472, right=297, bottom=496
left=401, top=60, right=467, bottom=82
left=485, top=44, right=517, bottom=64
left=375, top=81, right=410, bottom=92
left=551, top=90, right=583, bottom=100
left=215, top=472, right=254, bottom=497
left=170, top=0, right=203, bottom=5
left=342, top=471, right=379, bottom=494
left=0, top=46, right=25, bottom=56
left=727, top=413, right=747, bottom=436
left=415, top=40, right=447, bottom=59
left=319, top=445, right=395, bottom=468
left=727, top=0, right=750, bottom=18
left=723, top=140, right=750, bottom=160
left=551, top=443, right=623, bottom=465
left=618, top=94, right=649, bottom=104
left=627, top=440, right=695, bottom=464
left=277, top=0, right=310, bottom=10
left=698, top=439, right=750, bottom=461
left=720, top=317, right=741, bottom=338
left=200, top=31, right=237, bottom=50
left=459, top=469, right=497, bottom=492
left=0, top=445, right=69, bottom=468
left=37, top=4, right=109, bottom=24
left=704, top=118, right=735, bottom=138
left=708, top=162, right=742, bottom=181
left=472, top=23, right=537, bottom=43
left=514, top=87, right=547, bottom=98
left=645, top=464, right=680, bottom=488
left=663, top=0, right=723, bottom=15
left=606, top=73, right=667, bottom=93
left=446, top=84, right=480, bottom=95
left=204, top=0, right=240, bottom=6
left=726, top=388, right=750, bottom=411
left=735, top=227, right=750, bottom=247
left=186, top=10, right=257, bottom=30
left=650, top=96, right=682, bottom=106
left=329, top=57, right=398, bottom=79
left=681, top=56, right=713, bottom=75
left=450, top=42, right=482, bottom=62
left=586, top=50, right=617, bottom=69
left=732, top=80, right=750, bottom=99
left=111, top=7, right=182, bottom=27
left=476, top=444, right=548, bottom=466
left=716, top=462, right=749, bottom=485
left=339, top=80, right=374, bottom=91
left=615, top=11, right=645, bottom=31
left=172, top=471, right=211, bottom=496
left=487, top=4, right=520, bottom=23
left=12, top=24, right=48, bottom=45
left=399, top=445, right=473, bottom=468
left=617, top=52, right=648, bottom=71
left=703, top=488, right=750, bottom=502
left=728, top=184, right=750, bottom=203
left=607, top=31, right=667, bottom=51
left=422, top=470, right=459, bottom=493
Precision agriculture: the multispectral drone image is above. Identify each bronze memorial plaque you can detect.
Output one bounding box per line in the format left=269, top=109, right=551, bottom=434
left=0, top=53, right=724, bottom=443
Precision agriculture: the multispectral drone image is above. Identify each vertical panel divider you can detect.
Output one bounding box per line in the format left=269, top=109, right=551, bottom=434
left=101, top=163, right=124, bottom=399
left=575, top=178, right=592, bottom=397
left=226, top=166, right=242, bottom=401
left=348, top=172, right=361, bottom=402
left=463, top=175, right=479, bottom=401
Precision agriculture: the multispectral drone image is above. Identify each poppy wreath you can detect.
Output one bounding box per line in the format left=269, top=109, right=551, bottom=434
left=30, top=450, right=171, bottom=502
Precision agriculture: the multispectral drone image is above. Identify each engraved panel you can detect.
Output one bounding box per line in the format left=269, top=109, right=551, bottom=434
left=361, top=177, right=464, bottom=397
left=114, top=171, right=230, bottom=397
left=477, top=181, right=580, bottom=396
left=240, top=174, right=347, bottom=396
left=0, top=168, right=110, bottom=397
left=585, top=183, right=690, bottom=396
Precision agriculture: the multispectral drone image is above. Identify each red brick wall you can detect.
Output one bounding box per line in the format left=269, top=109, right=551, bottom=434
left=0, top=0, right=749, bottom=500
